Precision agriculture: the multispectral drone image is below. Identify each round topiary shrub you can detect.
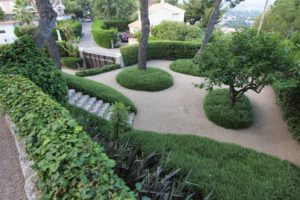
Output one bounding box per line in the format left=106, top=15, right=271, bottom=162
left=204, top=89, right=253, bottom=129
left=61, top=57, right=82, bottom=69
left=170, top=59, right=204, bottom=77
left=116, top=67, right=173, bottom=91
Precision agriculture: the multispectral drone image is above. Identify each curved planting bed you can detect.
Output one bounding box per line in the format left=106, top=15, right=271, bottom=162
left=116, top=67, right=173, bottom=92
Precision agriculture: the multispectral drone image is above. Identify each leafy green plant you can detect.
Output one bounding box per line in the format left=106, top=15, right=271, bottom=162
left=120, top=41, right=199, bottom=66
left=56, top=40, right=79, bottom=57
left=110, top=102, right=130, bottom=151
left=0, top=74, right=135, bottom=199
left=76, top=64, right=121, bottom=77
left=125, top=130, right=300, bottom=200
left=152, top=21, right=204, bottom=42
left=61, top=57, right=82, bottom=69
left=92, top=19, right=118, bottom=48
left=63, top=73, right=137, bottom=112
left=14, top=25, right=37, bottom=37
left=0, top=36, right=67, bottom=103
left=170, top=59, right=204, bottom=77
left=55, top=19, right=82, bottom=40
left=204, top=89, right=253, bottom=129
left=116, top=67, right=173, bottom=91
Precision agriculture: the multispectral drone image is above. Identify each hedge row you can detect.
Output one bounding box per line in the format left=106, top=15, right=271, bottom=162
left=76, top=64, right=121, bottom=77
left=103, top=20, right=130, bottom=32
left=120, top=41, right=200, bottom=66
left=63, top=73, right=137, bottom=113
left=0, top=74, right=134, bottom=199
left=92, top=19, right=118, bottom=48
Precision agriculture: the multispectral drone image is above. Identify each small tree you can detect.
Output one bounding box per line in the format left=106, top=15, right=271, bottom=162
left=110, top=102, right=129, bottom=151
left=196, top=28, right=291, bottom=107
left=14, top=0, right=34, bottom=25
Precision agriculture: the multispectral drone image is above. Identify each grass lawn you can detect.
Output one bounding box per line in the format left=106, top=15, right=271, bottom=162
left=170, top=59, right=204, bottom=77
left=125, top=130, right=300, bottom=200
left=204, top=89, right=253, bottom=129
left=116, top=67, right=173, bottom=91
left=62, top=73, right=137, bottom=112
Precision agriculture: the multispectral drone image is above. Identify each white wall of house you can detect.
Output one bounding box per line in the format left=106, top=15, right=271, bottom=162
left=149, top=8, right=184, bottom=27
left=0, top=23, right=16, bottom=44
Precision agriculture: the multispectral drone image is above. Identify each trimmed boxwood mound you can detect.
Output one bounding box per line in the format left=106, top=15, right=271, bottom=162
left=76, top=64, right=121, bottom=77
left=63, top=73, right=137, bottom=113
left=204, top=89, right=253, bottom=129
left=92, top=19, right=118, bottom=48
left=120, top=41, right=199, bottom=66
left=170, top=59, right=204, bottom=77
left=0, top=36, right=67, bottom=103
left=124, top=130, right=300, bottom=200
left=61, top=57, right=82, bottom=69
left=116, top=67, right=173, bottom=92
left=0, top=74, right=134, bottom=199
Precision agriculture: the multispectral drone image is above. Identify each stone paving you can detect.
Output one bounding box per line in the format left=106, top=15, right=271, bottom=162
left=63, top=60, right=300, bottom=166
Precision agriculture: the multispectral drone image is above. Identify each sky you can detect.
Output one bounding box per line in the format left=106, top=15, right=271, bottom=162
left=233, top=0, right=276, bottom=11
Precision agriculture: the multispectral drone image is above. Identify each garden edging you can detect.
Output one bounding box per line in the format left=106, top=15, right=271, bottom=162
left=5, top=115, right=40, bottom=200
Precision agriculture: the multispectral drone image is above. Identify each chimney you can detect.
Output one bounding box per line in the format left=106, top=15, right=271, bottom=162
left=161, top=0, right=165, bottom=4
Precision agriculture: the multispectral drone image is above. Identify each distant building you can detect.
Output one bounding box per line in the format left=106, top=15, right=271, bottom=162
left=0, top=0, right=15, bottom=20
left=129, top=0, right=185, bottom=34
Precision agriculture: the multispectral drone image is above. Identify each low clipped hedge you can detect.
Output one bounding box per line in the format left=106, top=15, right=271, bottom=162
left=76, top=64, right=121, bottom=77
left=0, top=74, right=134, bottom=199
left=63, top=73, right=137, bottom=113
left=103, top=20, right=130, bottom=32
left=204, top=89, right=253, bottom=129
left=170, top=59, right=204, bottom=77
left=61, top=57, right=82, bottom=69
left=92, top=19, right=118, bottom=48
left=120, top=41, right=199, bottom=66
left=116, top=67, right=173, bottom=92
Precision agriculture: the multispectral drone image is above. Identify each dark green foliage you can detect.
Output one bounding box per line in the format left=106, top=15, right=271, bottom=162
left=116, top=67, right=173, bottom=91
left=125, top=130, right=300, bottom=200
left=61, top=57, right=82, bottom=69
left=14, top=25, right=37, bottom=37
left=103, top=20, right=130, bottom=32
left=92, top=19, right=118, bottom=48
left=66, top=104, right=112, bottom=142
left=56, top=40, right=79, bottom=57
left=0, top=74, right=134, bottom=199
left=0, top=36, right=67, bottom=103
left=121, top=41, right=199, bottom=66
left=63, top=73, right=137, bottom=112
left=204, top=89, right=253, bottom=129
left=275, top=86, right=300, bottom=140
left=76, top=64, right=121, bottom=77
left=0, top=7, right=5, bottom=20
left=151, top=21, right=204, bottom=41
left=170, top=59, right=204, bottom=77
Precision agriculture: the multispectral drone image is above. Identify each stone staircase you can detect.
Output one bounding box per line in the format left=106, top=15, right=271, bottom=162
left=68, top=89, right=135, bottom=126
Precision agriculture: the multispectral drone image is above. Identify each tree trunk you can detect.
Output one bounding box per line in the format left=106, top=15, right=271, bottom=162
left=258, top=0, right=269, bottom=34
left=229, top=85, right=236, bottom=108
left=46, top=36, right=61, bottom=69
left=34, top=0, right=61, bottom=69
left=138, top=0, right=150, bottom=70
left=194, top=0, right=222, bottom=59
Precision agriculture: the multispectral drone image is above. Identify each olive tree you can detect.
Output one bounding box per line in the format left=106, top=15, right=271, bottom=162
left=196, top=28, right=291, bottom=107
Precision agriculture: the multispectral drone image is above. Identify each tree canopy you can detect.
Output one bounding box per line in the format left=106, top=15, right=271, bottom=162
left=92, top=0, right=137, bottom=20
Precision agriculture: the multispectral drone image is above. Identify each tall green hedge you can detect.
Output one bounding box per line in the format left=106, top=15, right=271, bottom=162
left=0, top=74, right=135, bottom=199
left=120, top=41, right=200, bottom=66
left=92, top=19, right=118, bottom=48
left=103, top=20, right=130, bottom=32
left=0, top=36, right=67, bottom=103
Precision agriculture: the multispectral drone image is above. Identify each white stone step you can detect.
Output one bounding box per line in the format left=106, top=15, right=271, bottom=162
left=90, top=100, right=103, bottom=114
left=76, top=95, right=90, bottom=108
left=68, top=92, right=82, bottom=104
left=103, top=107, right=112, bottom=120
left=127, top=112, right=135, bottom=126
left=83, top=97, right=97, bottom=111
left=68, top=89, right=76, bottom=99
left=97, top=103, right=110, bottom=117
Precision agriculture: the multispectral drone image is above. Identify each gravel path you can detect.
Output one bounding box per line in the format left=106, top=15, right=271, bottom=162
left=0, top=116, right=26, bottom=200
left=64, top=60, right=300, bottom=166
